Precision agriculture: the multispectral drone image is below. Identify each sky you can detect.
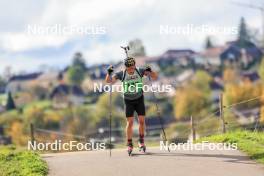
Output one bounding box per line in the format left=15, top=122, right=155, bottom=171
left=0, top=0, right=263, bottom=74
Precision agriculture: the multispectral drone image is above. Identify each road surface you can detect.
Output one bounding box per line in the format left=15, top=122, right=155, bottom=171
left=42, top=146, right=264, bottom=176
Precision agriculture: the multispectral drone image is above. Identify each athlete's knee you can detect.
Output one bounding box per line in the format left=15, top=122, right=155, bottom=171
left=126, top=118, right=133, bottom=128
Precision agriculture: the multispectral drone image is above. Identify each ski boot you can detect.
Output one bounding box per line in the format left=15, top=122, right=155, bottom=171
left=138, top=142, right=146, bottom=153
left=127, top=143, right=133, bottom=156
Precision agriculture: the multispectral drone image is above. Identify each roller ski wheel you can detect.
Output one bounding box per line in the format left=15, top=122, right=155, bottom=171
left=139, top=143, right=146, bottom=153
left=127, top=145, right=133, bottom=156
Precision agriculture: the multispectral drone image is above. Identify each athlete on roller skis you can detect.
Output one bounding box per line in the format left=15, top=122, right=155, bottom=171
left=105, top=53, right=158, bottom=156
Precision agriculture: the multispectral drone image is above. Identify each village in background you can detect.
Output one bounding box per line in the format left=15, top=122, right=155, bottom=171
left=0, top=17, right=264, bottom=147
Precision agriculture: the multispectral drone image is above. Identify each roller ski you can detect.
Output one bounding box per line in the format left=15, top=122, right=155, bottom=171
left=138, top=142, right=146, bottom=153
left=138, top=136, right=146, bottom=153
left=127, top=144, right=133, bottom=156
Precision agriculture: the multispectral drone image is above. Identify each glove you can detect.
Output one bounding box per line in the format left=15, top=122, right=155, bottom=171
left=145, top=65, right=152, bottom=72
left=107, top=65, right=114, bottom=75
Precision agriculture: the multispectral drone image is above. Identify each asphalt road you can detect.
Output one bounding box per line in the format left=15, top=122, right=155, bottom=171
left=43, top=146, right=264, bottom=176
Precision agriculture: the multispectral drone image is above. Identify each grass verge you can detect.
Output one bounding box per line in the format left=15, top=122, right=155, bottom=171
left=0, top=145, right=48, bottom=176
left=196, top=130, right=264, bottom=164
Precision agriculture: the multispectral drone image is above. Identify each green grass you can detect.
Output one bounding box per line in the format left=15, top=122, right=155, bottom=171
left=0, top=94, right=6, bottom=106
left=196, top=130, right=264, bottom=164
left=0, top=145, right=48, bottom=176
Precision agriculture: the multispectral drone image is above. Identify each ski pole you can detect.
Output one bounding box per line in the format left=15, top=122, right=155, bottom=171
left=109, top=74, right=113, bottom=157
left=148, top=75, right=170, bottom=152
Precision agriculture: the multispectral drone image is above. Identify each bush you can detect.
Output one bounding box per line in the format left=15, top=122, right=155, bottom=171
left=0, top=146, right=48, bottom=176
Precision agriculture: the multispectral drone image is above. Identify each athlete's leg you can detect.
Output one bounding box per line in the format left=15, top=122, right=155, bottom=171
left=135, top=96, right=146, bottom=144
left=126, top=117, right=134, bottom=140
left=138, top=115, right=145, bottom=137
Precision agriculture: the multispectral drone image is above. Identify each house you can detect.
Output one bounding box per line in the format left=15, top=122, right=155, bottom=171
left=36, top=72, right=60, bottom=88
left=6, top=72, right=42, bottom=93
left=220, top=41, right=262, bottom=69
left=176, top=69, right=194, bottom=84
left=7, top=72, right=59, bottom=92
left=241, top=72, right=260, bottom=83
left=50, top=84, right=85, bottom=108
left=87, top=64, right=109, bottom=80
left=198, top=46, right=225, bottom=67
left=151, top=49, right=196, bottom=67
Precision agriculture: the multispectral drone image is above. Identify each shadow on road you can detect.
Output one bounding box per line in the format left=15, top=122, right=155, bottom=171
left=131, top=152, right=254, bottom=164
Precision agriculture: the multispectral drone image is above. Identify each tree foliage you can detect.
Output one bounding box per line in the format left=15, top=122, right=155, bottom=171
left=258, top=58, right=264, bottom=82
left=238, top=17, right=251, bottom=47
left=67, top=52, right=87, bottom=86
left=174, top=71, right=212, bottom=120
left=67, top=66, right=85, bottom=86
left=224, top=80, right=262, bottom=109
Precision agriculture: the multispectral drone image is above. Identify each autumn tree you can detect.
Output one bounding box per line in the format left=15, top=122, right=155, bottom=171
left=174, top=70, right=212, bottom=120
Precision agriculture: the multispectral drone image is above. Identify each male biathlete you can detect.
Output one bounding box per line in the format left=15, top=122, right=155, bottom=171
left=105, top=57, right=158, bottom=155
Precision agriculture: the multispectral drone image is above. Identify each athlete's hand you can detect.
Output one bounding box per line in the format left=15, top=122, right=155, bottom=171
left=107, top=65, right=114, bottom=75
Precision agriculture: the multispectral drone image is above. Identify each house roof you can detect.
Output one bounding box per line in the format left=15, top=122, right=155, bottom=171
left=220, top=45, right=241, bottom=60
left=242, top=72, right=260, bottom=82
left=50, top=84, right=84, bottom=98
left=220, top=40, right=262, bottom=60
left=8, top=72, right=42, bottom=82
left=161, top=49, right=196, bottom=59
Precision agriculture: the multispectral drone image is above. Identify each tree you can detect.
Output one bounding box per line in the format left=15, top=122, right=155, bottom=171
left=0, top=76, right=5, bottom=87
left=191, top=70, right=212, bottom=93
left=238, top=17, right=251, bottom=47
left=6, top=92, right=16, bottom=110
left=223, top=68, right=238, bottom=84
left=205, top=36, right=213, bottom=49
left=67, top=66, right=85, bottom=86
left=224, top=80, right=262, bottom=110
left=67, top=52, right=87, bottom=86
left=73, top=52, right=86, bottom=70
left=261, top=106, right=264, bottom=123
left=174, top=86, right=210, bottom=120
left=128, top=39, right=146, bottom=57
left=93, top=92, right=125, bottom=128
left=174, top=71, right=212, bottom=120
left=258, top=58, right=264, bottom=82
